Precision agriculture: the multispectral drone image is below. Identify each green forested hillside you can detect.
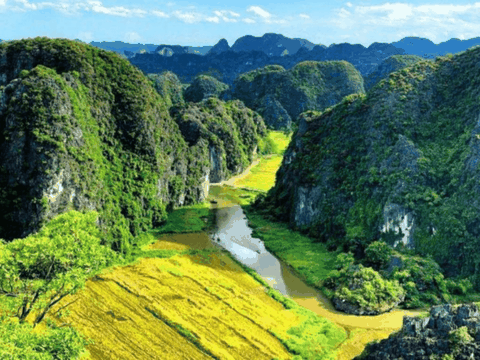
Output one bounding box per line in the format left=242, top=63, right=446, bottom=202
left=0, top=38, right=265, bottom=254
left=229, top=61, right=365, bottom=130
left=261, top=46, right=480, bottom=311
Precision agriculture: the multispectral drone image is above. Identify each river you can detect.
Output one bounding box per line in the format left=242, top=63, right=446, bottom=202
left=201, top=178, right=424, bottom=359
left=151, top=161, right=424, bottom=359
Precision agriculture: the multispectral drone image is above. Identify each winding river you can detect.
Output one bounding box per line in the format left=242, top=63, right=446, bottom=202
left=159, top=164, right=424, bottom=359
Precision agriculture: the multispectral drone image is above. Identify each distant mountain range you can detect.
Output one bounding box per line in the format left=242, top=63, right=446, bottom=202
left=91, top=33, right=480, bottom=84
left=89, top=41, right=213, bottom=57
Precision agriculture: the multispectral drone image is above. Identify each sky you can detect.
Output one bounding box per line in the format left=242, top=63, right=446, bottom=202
left=1, top=0, right=480, bottom=47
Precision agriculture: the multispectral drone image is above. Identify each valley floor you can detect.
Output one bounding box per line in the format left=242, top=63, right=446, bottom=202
left=27, top=131, right=425, bottom=359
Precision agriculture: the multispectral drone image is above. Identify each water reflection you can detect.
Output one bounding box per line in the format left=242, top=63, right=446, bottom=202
left=210, top=201, right=306, bottom=296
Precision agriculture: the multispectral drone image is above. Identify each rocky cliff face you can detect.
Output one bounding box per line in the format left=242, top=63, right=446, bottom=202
left=170, top=98, right=266, bottom=183
left=262, top=47, right=480, bottom=281
left=0, top=37, right=265, bottom=253
left=228, top=61, right=365, bottom=129
left=365, top=55, right=425, bottom=91
left=357, top=303, right=480, bottom=359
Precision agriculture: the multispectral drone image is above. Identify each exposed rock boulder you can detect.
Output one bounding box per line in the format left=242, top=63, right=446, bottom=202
left=0, top=37, right=265, bottom=253
left=261, top=47, right=480, bottom=279
left=356, top=303, right=480, bottom=359
left=365, top=55, right=425, bottom=91
left=183, top=74, right=229, bottom=103
left=207, top=38, right=230, bottom=55
left=229, top=61, right=365, bottom=129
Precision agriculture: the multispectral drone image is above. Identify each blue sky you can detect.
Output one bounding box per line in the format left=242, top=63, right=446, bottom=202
left=1, top=0, right=480, bottom=47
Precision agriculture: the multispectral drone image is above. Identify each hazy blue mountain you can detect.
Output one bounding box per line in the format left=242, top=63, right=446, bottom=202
left=231, top=33, right=319, bottom=57
left=207, top=38, right=230, bottom=55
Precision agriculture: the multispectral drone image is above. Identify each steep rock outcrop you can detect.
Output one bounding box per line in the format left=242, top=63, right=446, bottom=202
left=170, top=98, right=266, bottom=182
left=365, top=55, right=425, bottom=91
left=183, top=74, right=229, bottom=103
left=261, top=47, right=480, bottom=279
left=229, top=61, right=365, bottom=129
left=207, top=39, right=230, bottom=55
left=0, top=38, right=265, bottom=253
left=356, top=303, right=480, bottom=359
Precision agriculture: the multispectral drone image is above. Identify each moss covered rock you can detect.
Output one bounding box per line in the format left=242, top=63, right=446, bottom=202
left=262, top=46, right=480, bottom=286
left=230, top=61, right=365, bottom=130
left=364, top=55, right=426, bottom=91
left=183, top=74, right=229, bottom=103
left=0, top=37, right=265, bottom=254
left=356, top=303, right=480, bottom=359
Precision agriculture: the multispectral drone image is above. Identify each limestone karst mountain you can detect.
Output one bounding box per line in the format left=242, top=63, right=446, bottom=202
left=0, top=37, right=265, bottom=250
left=148, top=71, right=186, bottom=108
left=391, top=36, right=480, bottom=58
left=230, top=33, right=317, bottom=57
left=206, top=38, right=230, bottom=55
left=261, top=46, right=480, bottom=285
left=183, top=74, right=229, bottom=103
left=228, top=61, right=365, bottom=129
left=364, top=54, right=425, bottom=91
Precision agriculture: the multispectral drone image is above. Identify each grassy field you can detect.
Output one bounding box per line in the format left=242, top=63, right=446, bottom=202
left=39, top=231, right=346, bottom=360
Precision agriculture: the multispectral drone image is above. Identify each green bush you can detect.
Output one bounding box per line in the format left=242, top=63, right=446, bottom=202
left=364, top=241, right=392, bottom=269
left=0, top=318, right=91, bottom=359
left=324, top=257, right=405, bottom=313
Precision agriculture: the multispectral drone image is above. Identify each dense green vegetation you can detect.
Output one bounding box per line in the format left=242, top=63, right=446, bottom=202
left=364, top=55, right=425, bottom=91
left=231, top=60, right=365, bottom=129
left=262, top=45, right=480, bottom=310
left=0, top=211, right=121, bottom=358
left=0, top=319, right=92, bottom=360
left=0, top=37, right=266, bottom=256
left=183, top=74, right=229, bottom=103
left=170, top=97, right=266, bottom=179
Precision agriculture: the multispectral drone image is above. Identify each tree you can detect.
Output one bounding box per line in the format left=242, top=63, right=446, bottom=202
left=0, top=210, right=121, bottom=327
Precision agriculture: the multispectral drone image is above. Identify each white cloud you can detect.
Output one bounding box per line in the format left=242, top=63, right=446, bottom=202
left=15, top=0, right=36, bottom=9
left=172, top=10, right=201, bottom=23
left=206, top=16, right=219, bottom=23
left=329, top=1, right=480, bottom=45
left=124, top=32, right=142, bottom=43
left=0, top=0, right=6, bottom=6
left=417, top=3, right=480, bottom=15
left=152, top=10, right=168, bottom=18
left=87, top=1, right=146, bottom=17
left=338, top=8, right=350, bottom=18
left=299, top=13, right=310, bottom=19
left=213, top=10, right=239, bottom=22
left=77, top=31, right=94, bottom=42
left=247, top=5, right=271, bottom=19
left=242, top=18, right=255, bottom=23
